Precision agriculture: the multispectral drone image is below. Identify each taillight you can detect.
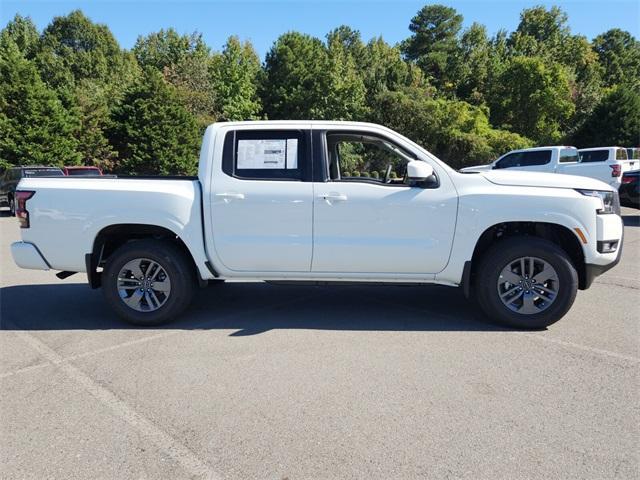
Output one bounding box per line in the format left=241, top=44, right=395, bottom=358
left=610, top=164, right=621, bottom=177
left=622, top=175, right=638, bottom=184
left=15, top=190, right=35, bottom=228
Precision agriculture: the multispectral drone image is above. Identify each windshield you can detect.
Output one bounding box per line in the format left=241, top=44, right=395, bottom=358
left=24, top=169, right=64, bottom=177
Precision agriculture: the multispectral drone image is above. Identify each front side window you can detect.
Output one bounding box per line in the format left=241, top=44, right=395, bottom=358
left=579, top=150, right=608, bottom=163
left=325, top=132, right=419, bottom=185
left=222, top=130, right=307, bottom=181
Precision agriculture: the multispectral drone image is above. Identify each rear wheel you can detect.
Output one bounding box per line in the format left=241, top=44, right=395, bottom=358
left=475, top=237, right=578, bottom=329
left=8, top=196, right=15, bottom=216
left=102, top=240, right=197, bottom=325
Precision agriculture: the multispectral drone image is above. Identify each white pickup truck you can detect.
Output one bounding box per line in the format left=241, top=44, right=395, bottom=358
left=11, top=121, right=624, bottom=329
left=461, top=146, right=637, bottom=188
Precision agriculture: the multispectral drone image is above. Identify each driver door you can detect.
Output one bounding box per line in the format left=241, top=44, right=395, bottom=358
left=311, top=130, right=457, bottom=275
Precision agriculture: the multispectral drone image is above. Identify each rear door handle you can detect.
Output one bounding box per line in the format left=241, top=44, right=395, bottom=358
left=319, top=193, right=348, bottom=202
left=215, top=192, right=245, bottom=200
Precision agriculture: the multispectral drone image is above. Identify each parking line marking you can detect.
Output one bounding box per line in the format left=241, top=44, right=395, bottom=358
left=1, top=289, right=329, bottom=380
left=11, top=327, right=221, bottom=480
left=526, top=333, right=640, bottom=363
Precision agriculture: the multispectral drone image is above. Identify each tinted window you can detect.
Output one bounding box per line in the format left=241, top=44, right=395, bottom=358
left=615, top=148, right=628, bottom=160
left=495, top=150, right=552, bottom=169
left=67, top=169, right=101, bottom=176
left=222, top=130, right=307, bottom=181
left=579, top=150, right=608, bottom=163
left=24, top=169, right=64, bottom=177
left=559, top=148, right=579, bottom=163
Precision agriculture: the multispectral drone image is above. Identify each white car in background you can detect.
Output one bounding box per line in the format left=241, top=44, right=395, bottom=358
left=461, top=146, right=637, bottom=188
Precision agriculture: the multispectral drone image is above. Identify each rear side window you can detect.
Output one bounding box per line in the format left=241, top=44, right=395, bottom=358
left=615, top=148, right=628, bottom=160
left=23, top=169, right=64, bottom=177
left=579, top=150, right=608, bottom=162
left=495, top=150, right=552, bottom=169
left=222, top=130, right=308, bottom=181
left=559, top=148, right=579, bottom=163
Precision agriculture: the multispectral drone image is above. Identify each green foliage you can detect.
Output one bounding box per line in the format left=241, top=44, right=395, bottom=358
left=371, top=88, right=531, bottom=168
left=593, top=29, right=640, bottom=88
left=0, top=6, right=637, bottom=176
left=37, top=10, right=136, bottom=92
left=108, top=69, right=200, bottom=175
left=489, top=56, right=574, bottom=143
left=401, top=4, right=463, bottom=93
left=0, top=14, right=39, bottom=58
left=72, top=80, right=118, bottom=171
left=572, top=85, right=640, bottom=147
left=261, top=32, right=330, bottom=119
left=0, top=41, right=80, bottom=170
left=210, top=36, right=262, bottom=120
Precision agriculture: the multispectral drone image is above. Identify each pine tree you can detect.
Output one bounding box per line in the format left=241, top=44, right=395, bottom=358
left=0, top=41, right=80, bottom=171
left=108, top=69, right=201, bottom=175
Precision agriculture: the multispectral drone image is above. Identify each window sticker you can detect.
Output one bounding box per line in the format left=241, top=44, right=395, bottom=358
left=237, top=139, right=298, bottom=169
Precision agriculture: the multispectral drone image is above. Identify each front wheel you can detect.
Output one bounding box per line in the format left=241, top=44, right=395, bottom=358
left=8, top=196, right=15, bottom=216
left=475, top=237, right=578, bottom=329
left=102, top=240, right=197, bottom=325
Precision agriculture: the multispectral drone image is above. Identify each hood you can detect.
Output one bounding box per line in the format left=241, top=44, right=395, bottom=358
left=460, top=164, right=492, bottom=172
left=480, top=170, right=614, bottom=191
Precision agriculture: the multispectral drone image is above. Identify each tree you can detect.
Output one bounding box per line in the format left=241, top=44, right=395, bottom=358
left=133, top=28, right=210, bottom=71
left=0, top=14, right=39, bottom=58
left=108, top=69, right=201, bottom=175
left=401, top=4, right=463, bottom=93
left=572, top=85, right=640, bottom=147
left=72, top=80, right=118, bottom=171
left=0, top=41, right=80, bottom=171
left=134, top=29, right=214, bottom=123
left=261, top=32, right=330, bottom=119
left=457, top=23, right=491, bottom=103
left=489, top=56, right=574, bottom=143
left=593, top=29, right=640, bottom=88
left=508, top=5, right=570, bottom=57
left=209, top=36, right=262, bottom=120
left=37, top=10, right=135, bottom=90
left=370, top=88, right=531, bottom=168
left=325, top=31, right=367, bottom=120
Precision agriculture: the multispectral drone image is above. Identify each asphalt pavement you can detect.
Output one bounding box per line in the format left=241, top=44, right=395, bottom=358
left=1, top=207, right=638, bottom=479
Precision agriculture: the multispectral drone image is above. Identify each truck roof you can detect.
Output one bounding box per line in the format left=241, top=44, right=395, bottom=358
left=578, top=146, right=625, bottom=151
left=210, top=120, right=389, bottom=129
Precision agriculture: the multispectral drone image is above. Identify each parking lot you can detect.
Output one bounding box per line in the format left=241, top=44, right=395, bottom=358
left=1, top=207, right=638, bottom=479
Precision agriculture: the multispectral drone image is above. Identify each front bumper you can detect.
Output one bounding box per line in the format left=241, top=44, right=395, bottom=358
left=583, top=226, right=623, bottom=289
left=11, top=242, right=50, bottom=270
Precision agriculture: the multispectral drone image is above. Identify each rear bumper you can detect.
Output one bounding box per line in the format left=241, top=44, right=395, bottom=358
left=11, top=242, right=50, bottom=270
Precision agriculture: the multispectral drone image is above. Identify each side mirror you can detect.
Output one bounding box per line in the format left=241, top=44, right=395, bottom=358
left=407, top=161, right=434, bottom=182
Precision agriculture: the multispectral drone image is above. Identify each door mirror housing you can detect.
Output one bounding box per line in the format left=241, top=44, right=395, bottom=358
left=407, top=161, right=434, bottom=182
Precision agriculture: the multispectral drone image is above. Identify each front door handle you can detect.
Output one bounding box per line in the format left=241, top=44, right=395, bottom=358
left=215, top=192, right=245, bottom=200
left=319, top=193, right=348, bottom=202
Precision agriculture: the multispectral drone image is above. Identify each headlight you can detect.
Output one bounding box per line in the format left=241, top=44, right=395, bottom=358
left=576, top=189, right=620, bottom=215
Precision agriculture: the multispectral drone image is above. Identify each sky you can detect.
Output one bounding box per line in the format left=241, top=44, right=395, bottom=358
left=1, top=0, right=639, bottom=58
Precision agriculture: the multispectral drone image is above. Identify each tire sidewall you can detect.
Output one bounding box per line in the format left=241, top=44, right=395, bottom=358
left=476, top=238, right=578, bottom=329
left=103, top=241, right=194, bottom=325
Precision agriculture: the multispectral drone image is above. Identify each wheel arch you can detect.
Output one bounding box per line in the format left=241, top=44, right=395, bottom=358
left=88, top=223, right=208, bottom=289
left=463, top=221, right=587, bottom=296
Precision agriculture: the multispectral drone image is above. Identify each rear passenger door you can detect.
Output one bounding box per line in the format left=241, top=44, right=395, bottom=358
left=209, top=127, right=314, bottom=272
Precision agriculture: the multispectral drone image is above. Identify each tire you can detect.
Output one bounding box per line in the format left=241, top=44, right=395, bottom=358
left=8, top=196, right=15, bottom=216
left=475, top=236, right=578, bottom=329
left=102, top=239, right=197, bottom=325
